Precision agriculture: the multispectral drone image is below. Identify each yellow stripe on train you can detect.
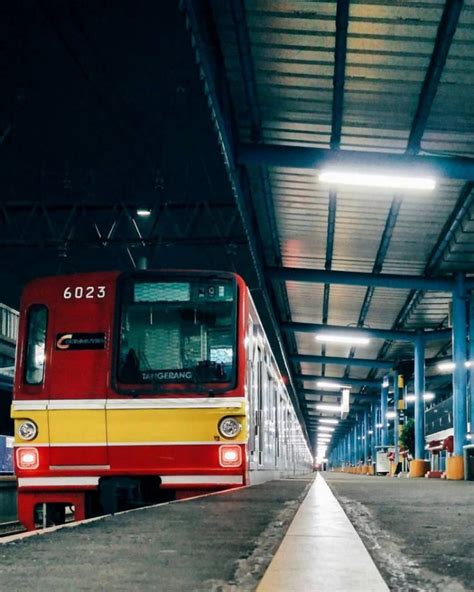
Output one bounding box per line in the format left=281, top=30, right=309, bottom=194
left=12, top=407, right=248, bottom=446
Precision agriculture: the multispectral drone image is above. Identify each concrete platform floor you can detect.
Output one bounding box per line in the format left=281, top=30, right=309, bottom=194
left=325, top=472, right=474, bottom=592
left=0, top=476, right=313, bottom=591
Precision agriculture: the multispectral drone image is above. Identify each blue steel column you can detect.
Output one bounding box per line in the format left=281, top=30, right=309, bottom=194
left=414, top=333, right=425, bottom=460
left=353, top=424, right=357, bottom=465
left=381, top=377, right=389, bottom=447
left=470, top=295, right=474, bottom=440
left=371, top=402, right=377, bottom=460
left=393, top=370, right=400, bottom=465
left=364, top=409, right=370, bottom=463
left=452, top=273, right=468, bottom=457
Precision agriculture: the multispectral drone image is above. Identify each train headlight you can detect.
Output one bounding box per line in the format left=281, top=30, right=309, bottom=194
left=18, top=420, right=38, bottom=441
left=218, top=416, right=241, bottom=439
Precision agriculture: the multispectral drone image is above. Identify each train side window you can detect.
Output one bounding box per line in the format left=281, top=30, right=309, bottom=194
left=24, top=305, right=48, bottom=385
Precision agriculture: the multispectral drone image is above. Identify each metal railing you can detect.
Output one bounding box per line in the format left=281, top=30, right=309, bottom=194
left=0, top=304, right=19, bottom=343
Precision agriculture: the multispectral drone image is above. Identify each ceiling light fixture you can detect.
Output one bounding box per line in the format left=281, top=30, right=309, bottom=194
left=315, top=403, right=342, bottom=412
left=315, top=333, right=370, bottom=345
left=137, top=208, right=152, bottom=217
left=319, top=418, right=339, bottom=425
left=316, top=381, right=350, bottom=390
left=437, top=360, right=471, bottom=372
left=319, top=170, right=436, bottom=191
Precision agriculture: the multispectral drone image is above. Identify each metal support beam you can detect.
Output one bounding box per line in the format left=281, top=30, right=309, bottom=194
left=470, top=296, right=474, bottom=440
left=407, top=0, right=464, bottom=153
left=452, top=274, right=468, bottom=456
left=363, top=409, right=370, bottom=464
left=381, top=376, right=389, bottom=448
left=238, top=143, right=474, bottom=180
left=371, top=401, right=377, bottom=461
left=268, top=266, right=453, bottom=292
left=283, top=321, right=449, bottom=342
left=393, top=371, right=400, bottom=466
left=290, top=354, right=393, bottom=369
left=414, top=334, right=426, bottom=459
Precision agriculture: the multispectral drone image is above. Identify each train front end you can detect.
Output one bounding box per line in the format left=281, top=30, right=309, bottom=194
left=12, top=271, right=248, bottom=530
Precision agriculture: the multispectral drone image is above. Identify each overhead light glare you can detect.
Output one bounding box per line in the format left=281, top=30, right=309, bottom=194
left=316, top=403, right=342, bottom=412
left=437, top=360, right=471, bottom=372
left=319, top=170, right=436, bottom=191
left=315, top=333, right=370, bottom=345
left=137, top=208, right=152, bottom=217
left=316, top=381, right=350, bottom=391
left=318, top=426, right=335, bottom=432
left=405, top=393, right=436, bottom=402
left=376, top=423, right=384, bottom=428
left=319, top=418, right=339, bottom=425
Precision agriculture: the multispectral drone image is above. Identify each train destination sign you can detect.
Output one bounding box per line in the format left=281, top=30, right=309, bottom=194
left=56, top=332, right=106, bottom=350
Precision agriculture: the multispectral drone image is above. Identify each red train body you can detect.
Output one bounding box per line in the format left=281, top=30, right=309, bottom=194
left=12, top=270, right=312, bottom=530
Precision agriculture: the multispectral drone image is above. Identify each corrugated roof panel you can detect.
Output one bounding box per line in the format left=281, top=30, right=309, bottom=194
left=286, top=281, right=325, bottom=323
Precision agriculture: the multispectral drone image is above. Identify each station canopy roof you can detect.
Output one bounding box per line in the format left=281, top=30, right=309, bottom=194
left=2, top=1, right=474, bottom=445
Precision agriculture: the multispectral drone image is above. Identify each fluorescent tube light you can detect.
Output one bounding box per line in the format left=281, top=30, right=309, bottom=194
left=319, top=170, right=436, bottom=191
left=315, top=403, right=342, bottom=412
left=405, top=393, right=436, bottom=402
left=318, top=426, right=336, bottom=432
left=137, top=208, right=152, bottom=217
left=315, top=333, right=370, bottom=345
left=319, top=418, right=339, bottom=425
left=437, top=360, right=472, bottom=372
left=316, top=381, right=350, bottom=390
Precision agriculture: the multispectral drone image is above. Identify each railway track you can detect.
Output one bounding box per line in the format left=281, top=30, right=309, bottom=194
left=0, top=520, right=25, bottom=538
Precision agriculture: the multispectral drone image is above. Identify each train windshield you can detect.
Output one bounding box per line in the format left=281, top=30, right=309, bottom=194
left=118, top=276, right=236, bottom=389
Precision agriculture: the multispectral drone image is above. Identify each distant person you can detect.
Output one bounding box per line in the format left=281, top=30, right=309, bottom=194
left=120, top=348, right=141, bottom=383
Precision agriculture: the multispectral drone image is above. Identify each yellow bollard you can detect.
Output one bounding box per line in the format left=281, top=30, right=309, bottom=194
left=409, top=459, right=430, bottom=478
left=446, top=455, right=464, bottom=480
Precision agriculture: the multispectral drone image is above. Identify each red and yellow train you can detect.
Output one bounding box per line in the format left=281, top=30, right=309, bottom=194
left=12, top=270, right=312, bottom=530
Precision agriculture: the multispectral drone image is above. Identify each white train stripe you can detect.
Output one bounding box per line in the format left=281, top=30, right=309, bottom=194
left=13, top=401, right=48, bottom=411
left=50, top=465, right=111, bottom=471
left=159, top=475, right=243, bottom=485
left=14, top=441, right=244, bottom=447
left=18, top=475, right=243, bottom=487
left=18, top=477, right=99, bottom=487
left=13, top=397, right=245, bottom=412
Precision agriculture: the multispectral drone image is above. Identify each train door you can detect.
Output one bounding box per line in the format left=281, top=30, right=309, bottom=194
left=46, top=281, right=112, bottom=467
left=246, top=343, right=255, bottom=467
left=256, top=344, right=264, bottom=466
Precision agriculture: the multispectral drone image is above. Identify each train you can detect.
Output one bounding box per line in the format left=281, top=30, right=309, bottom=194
left=12, top=270, right=312, bottom=530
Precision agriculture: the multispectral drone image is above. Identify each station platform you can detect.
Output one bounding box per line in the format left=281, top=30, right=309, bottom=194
left=326, top=472, right=474, bottom=592
left=3, top=473, right=472, bottom=590
left=0, top=473, right=388, bottom=591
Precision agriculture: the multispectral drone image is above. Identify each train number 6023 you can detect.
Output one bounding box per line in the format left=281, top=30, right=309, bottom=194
left=63, top=286, right=106, bottom=299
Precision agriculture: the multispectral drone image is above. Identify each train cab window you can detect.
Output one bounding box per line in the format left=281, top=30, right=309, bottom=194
left=24, top=305, right=48, bottom=385
left=118, top=277, right=236, bottom=389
